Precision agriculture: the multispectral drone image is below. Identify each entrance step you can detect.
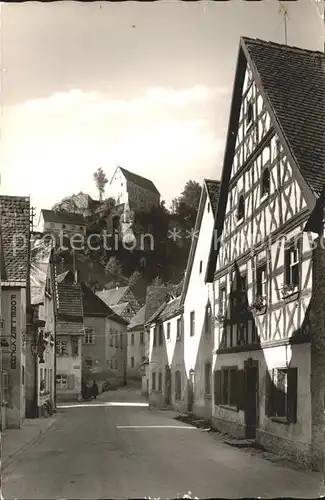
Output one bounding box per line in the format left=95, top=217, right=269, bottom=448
left=224, top=438, right=256, bottom=448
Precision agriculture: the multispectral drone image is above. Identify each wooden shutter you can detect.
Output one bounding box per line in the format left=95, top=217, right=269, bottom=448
left=265, top=369, right=273, bottom=417
left=287, top=368, right=298, bottom=423
left=67, top=374, right=75, bottom=390
left=284, top=247, right=290, bottom=283
left=236, top=369, right=246, bottom=411
left=214, top=370, right=222, bottom=405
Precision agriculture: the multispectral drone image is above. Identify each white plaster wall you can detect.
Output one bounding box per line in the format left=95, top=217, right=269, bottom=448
left=56, top=335, right=82, bottom=399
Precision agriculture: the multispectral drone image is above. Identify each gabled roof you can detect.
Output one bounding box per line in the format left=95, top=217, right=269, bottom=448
left=41, top=209, right=86, bottom=226
left=145, top=280, right=184, bottom=326
left=144, top=284, right=172, bottom=323
left=110, top=302, right=129, bottom=316
left=113, top=166, right=160, bottom=195
left=181, top=179, right=220, bottom=302
left=57, top=283, right=84, bottom=319
left=81, top=283, right=128, bottom=324
left=0, top=196, right=30, bottom=283
left=127, top=305, right=146, bottom=331
left=96, top=286, right=129, bottom=306
left=30, top=233, right=53, bottom=305
left=205, top=37, right=325, bottom=282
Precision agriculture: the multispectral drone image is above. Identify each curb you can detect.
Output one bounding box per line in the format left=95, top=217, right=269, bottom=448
left=2, top=416, right=57, bottom=470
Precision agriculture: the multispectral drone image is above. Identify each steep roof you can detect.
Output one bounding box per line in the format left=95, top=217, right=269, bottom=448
left=145, top=281, right=183, bottom=326
left=127, top=305, right=146, bottom=331
left=41, top=209, right=86, bottom=226
left=56, top=270, right=71, bottom=283
left=117, top=167, right=160, bottom=195
left=96, top=286, right=129, bottom=306
left=242, top=37, right=325, bottom=198
left=56, top=321, right=84, bottom=336
left=57, top=283, right=84, bottom=319
left=206, top=37, right=325, bottom=282
left=144, top=284, right=173, bottom=323
left=0, top=196, right=30, bottom=283
left=30, top=233, right=53, bottom=305
left=110, top=302, right=129, bottom=316
left=81, top=283, right=127, bottom=325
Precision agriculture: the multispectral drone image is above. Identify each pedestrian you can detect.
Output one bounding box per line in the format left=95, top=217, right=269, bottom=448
left=92, top=380, right=99, bottom=399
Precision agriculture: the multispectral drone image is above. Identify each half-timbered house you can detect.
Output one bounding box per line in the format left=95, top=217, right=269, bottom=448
left=205, top=38, right=325, bottom=469
left=181, top=179, right=220, bottom=419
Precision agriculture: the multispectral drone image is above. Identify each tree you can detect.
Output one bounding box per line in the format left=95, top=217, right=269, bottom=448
left=93, top=167, right=108, bottom=202
left=104, top=256, right=123, bottom=287
left=178, top=180, right=202, bottom=211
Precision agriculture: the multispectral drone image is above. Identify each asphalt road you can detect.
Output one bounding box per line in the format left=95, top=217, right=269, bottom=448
left=3, top=385, right=322, bottom=499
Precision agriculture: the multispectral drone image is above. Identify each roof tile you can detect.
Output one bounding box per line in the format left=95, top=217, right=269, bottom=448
left=118, top=167, right=160, bottom=195
left=41, top=209, right=86, bottom=226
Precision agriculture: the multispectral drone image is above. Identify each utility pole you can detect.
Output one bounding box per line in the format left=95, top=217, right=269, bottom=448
left=278, top=2, right=289, bottom=45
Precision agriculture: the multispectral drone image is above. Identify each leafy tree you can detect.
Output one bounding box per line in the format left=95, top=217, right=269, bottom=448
left=93, top=167, right=108, bottom=201
left=171, top=180, right=202, bottom=230
left=104, top=256, right=123, bottom=287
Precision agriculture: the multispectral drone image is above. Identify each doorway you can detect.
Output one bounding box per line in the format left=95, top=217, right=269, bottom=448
left=244, top=358, right=259, bottom=439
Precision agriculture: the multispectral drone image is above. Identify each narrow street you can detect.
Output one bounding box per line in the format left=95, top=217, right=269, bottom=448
left=3, top=385, right=322, bottom=500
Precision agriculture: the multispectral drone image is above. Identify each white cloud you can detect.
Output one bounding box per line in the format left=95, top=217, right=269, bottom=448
left=1, top=85, right=230, bottom=215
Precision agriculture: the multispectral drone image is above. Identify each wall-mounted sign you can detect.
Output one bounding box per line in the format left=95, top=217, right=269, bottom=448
left=10, top=295, right=17, bottom=369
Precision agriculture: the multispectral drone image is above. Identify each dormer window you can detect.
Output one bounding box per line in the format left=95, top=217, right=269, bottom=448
left=247, top=101, right=254, bottom=126
left=237, top=195, right=245, bottom=221
left=261, top=168, right=270, bottom=198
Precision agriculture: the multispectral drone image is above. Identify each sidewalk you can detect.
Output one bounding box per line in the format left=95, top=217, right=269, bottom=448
left=1, top=415, right=57, bottom=469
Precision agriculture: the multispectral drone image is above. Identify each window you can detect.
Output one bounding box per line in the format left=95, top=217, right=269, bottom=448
left=153, top=326, right=157, bottom=346
left=175, top=371, right=181, bottom=401
left=56, top=340, right=68, bottom=356
left=110, top=331, right=113, bottom=347
left=131, top=357, right=134, bottom=368
left=158, top=372, right=162, bottom=392
left=219, top=286, right=227, bottom=316
left=167, top=322, right=171, bottom=340
left=207, top=202, right=210, bottom=213
left=85, top=358, right=93, bottom=367
left=62, top=224, right=66, bottom=229
left=285, top=243, right=300, bottom=290
left=237, top=195, right=245, bottom=221
left=205, top=303, right=212, bottom=334
left=84, top=328, right=94, bottom=344
left=71, top=225, right=76, bottom=230
left=176, top=318, right=182, bottom=340
left=115, top=359, right=118, bottom=369
left=158, top=324, right=163, bottom=345
left=214, top=367, right=239, bottom=407
left=56, top=374, right=68, bottom=389
left=110, top=359, right=113, bottom=369
left=152, top=372, right=156, bottom=390
left=199, top=260, right=203, bottom=274
left=79, top=226, right=84, bottom=231
left=131, top=333, right=134, bottom=345
left=120, top=333, right=123, bottom=349
left=140, top=332, right=144, bottom=344
left=71, top=337, right=79, bottom=356
left=115, top=333, right=119, bottom=348
left=266, top=368, right=298, bottom=423
left=50, top=222, right=55, bottom=228
left=190, top=311, right=195, bottom=337
left=256, top=264, right=267, bottom=298
left=237, top=273, right=247, bottom=307
left=205, top=363, right=211, bottom=395
left=261, top=168, right=270, bottom=197
left=247, top=101, right=253, bottom=126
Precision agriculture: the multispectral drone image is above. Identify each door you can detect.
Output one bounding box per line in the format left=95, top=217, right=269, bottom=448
left=244, top=359, right=259, bottom=439
left=165, top=365, right=171, bottom=406
left=187, top=370, right=195, bottom=413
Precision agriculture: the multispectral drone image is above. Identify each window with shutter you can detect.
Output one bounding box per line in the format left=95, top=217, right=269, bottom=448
left=266, top=367, right=297, bottom=423
left=287, top=368, right=298, bottom=423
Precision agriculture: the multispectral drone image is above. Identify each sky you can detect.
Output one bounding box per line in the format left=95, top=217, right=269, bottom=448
left=1, top=0, right=323, bottom=218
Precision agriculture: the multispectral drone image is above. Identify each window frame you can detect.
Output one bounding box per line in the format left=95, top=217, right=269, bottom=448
left=190, top=311, right=195, bottom=337
left=266, top=367, right=298, bottom=424
left=166, top=322, right=171, bottom=340
left=237, top=194, right=245, bottom=222
left=284, top=240, right=300, bottom=292
left=56, top=374, right=68, bottom=389
left=175, top=370, right=181, bottom=401
left=176, top=318, right=182, bottom=341
left=84, top=328, right=94, bottom=345
left=261, top=167, right=270, bottom=199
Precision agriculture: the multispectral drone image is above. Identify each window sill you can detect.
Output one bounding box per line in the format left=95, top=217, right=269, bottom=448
left=218, top=404, right=239, bottom=413
left=270, top=416, right=290, bottom=425
left=282, top=290, right=300, bottom=303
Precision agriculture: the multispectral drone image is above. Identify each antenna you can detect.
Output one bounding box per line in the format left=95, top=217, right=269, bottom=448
left=278, top=2, right=289, bottom=45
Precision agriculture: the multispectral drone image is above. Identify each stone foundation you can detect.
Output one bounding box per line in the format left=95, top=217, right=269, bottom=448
left=211, top=416, right=246, bottom=439
left=257, top=429, right=312, bottom=469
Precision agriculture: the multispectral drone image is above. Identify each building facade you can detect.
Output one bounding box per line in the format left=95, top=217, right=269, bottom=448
left=0, top=196, right=30, bottom=429
left=81, top=282, right=128, bottom=390
left=39, top=209, right=87, bottom=240
left=126, top=306, right=146, bottom=380
left=108, top=166, right=160, bottom=213
left=205, top=38, right=325, bottom=469
left=55, top=271, right=84, bottom=401
left=181, top=180, right=220, bottom=420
